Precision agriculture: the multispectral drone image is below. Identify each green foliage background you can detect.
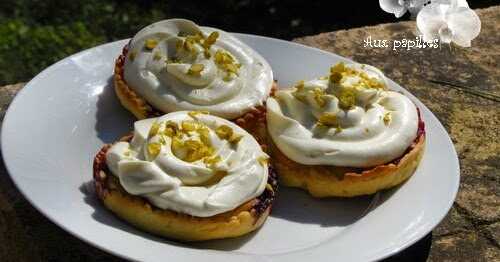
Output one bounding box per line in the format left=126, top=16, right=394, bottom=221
left=0, top=0, right=168, bottom=85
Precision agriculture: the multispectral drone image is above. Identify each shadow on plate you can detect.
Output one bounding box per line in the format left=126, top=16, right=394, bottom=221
left=94, top=77, right=135, bottom=144
left=382, top=232, right=433, bottom=261
left=270, top=176, right=410, bottom=227
left=79, top=181, right=255, bottom=251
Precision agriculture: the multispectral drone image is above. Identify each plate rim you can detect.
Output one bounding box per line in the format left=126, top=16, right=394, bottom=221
left=1, top=33, right=460, bottom=262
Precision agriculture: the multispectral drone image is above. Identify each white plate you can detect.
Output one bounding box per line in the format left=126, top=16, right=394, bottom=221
left=2, top=34, right=459, bottom=262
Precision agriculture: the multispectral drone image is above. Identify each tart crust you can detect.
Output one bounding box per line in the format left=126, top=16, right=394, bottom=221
left=93, top=135, right=278, bottom=242
left=113, top=45, right=276, bottom=145
left=269, top=120, right=426, bottom=198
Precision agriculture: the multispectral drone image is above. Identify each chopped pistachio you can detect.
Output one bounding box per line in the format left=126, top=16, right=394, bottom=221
left=383, top=112, right=392, bottom=125
left=148, top=121, right=161, bottom=137
left=330, top=72, right=342, bottom=84
left=188, top=110, right=209, bottom=118
left=257, top=156, right=269, bottom=166
left=163, top=121, right=179, bottom=137
left=203, top=155, right=221, bottom=167
left=223, top=74, right=233, bottom=82
left=159, top=136, right=166, bottom=145
left=186, top=33, right=204, bottom=44
left=312, top=88, right=326, bottom=107
left=204, top=49, right=211, bottom=59
left=145, top=39, right=158, bottom=50
left=183, top=139, right=214, bottom=162
left=266, top=183, right=274, bottom=192
left=228, top=133, right=243, bottom=144
left=183, top=39, right=194, bottom=52
left=338, top=88, right=356, bottom=110
left=197, top=126, right=211, bottom=145
left=171, top=136, right=184, bottom=152
left=214, top=50, right=234, bottom=64
left=295, top=80, right=305, bottom=90
left=329, top=62, right=346, bottom=84
left=215, top=125, right=233, bottom=140
left=147, top=142, right=161, bottom=158
left=318, top=112, right=338, bottom=126
left=187, top=63, right=205, bottom=76
left=224, top=63, right=239, bottom=75
left=203, top=31, right=219, bottom=48
left=181, top=120, right=198, bottom=132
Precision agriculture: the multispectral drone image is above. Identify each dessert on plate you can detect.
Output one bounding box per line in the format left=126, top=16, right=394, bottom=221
left=114, top=19, right=275, bottom=143
left=93, top=111, right=277, bottom=241
left=266, top=62, right=425, bottom=197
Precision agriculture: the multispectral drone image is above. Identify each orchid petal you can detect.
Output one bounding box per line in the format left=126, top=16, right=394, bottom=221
left=447, top=6, right=481, bottom=47
left=416, top=4, right=447, bottom=42
left=380, top=0, right=407, bottom=18
left=450, top=0, right=470, bottom=8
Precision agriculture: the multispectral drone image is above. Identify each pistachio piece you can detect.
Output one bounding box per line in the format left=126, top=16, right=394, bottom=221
left=163, top=121, right=179, bottom=137
left=295, top=80, right=305, bottom=90
left=147, top=142, right=161, bottom=158
left=338, top=88, right=356, bottom=110
left=312, top=88, right=326, bottom=107
left=145, top=39, right=158, bottom=50
left=318, top=112, right=338, bottom=126
left=257, top=156, right=269, bottom=166
left=329, top=62, right=346, bottom=84
left=228, top=133, right=243, bottom=144
left=197, top=126, right=211, bottom=145
left=148, top=121, right=161, bottom=137
left=215, top=125, right=233, bottom=140
left=383, top=112, right=392, bottom=125
left=187, top=63, right=204, bottom=76
left=188, top=110, right=209, bottom=118
left=183, top=139, right=214, bottom=162
left=203, top=155, right=221, bottom=167
left=203, top=31, right=219, bottom=48
left=181, top=120, right=198, bottom=132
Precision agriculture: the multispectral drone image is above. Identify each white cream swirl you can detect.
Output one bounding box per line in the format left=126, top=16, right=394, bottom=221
left=267, top=63, right=419, bottom=168
left=123, top=19, right=273, bottom=119
left=106, top=111, right=269, bottom=217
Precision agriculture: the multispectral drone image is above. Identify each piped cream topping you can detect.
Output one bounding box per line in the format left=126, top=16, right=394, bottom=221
left=267, top=63, right=419, bottom=168
left=123, top=19, right=273, bottom=119
left=106, top=111, right=269, bottom=217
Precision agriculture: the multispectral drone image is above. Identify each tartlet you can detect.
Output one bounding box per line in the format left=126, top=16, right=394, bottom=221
left=93, top=111, right=277, bottom=241
left=266, top=62, right=425, bottom=197
left=113, top=19, right=275, bottom=144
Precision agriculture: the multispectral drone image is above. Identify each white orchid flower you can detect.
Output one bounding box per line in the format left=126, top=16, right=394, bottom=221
left=379, top=0, right=430, bottom=18
left=379, top=0, right=468, bottom=18
left=416, top=0, right=480, bottom=47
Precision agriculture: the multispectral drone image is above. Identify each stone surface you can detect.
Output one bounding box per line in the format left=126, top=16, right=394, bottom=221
left=0, top=6, right=499, bottom=262
left=428, top=232, right=500, bottom=262
left=484, top=222, right=500, bottom=247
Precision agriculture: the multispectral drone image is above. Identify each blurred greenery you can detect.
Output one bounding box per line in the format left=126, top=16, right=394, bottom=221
left=0, top=0, right=495, bottom=85
left=0, top=0, right=167, bottom=85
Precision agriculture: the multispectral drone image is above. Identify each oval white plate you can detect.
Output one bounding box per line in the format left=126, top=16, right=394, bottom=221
left=2, top=34, right=459, bottom=262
